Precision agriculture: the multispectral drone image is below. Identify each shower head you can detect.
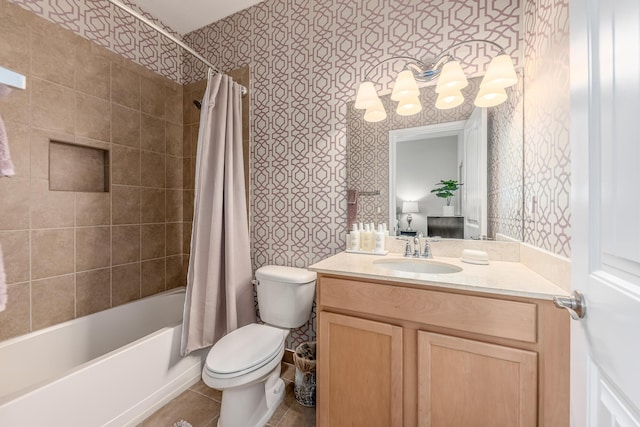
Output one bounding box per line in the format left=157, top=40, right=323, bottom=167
left=193, top=100, right=202, bottom=110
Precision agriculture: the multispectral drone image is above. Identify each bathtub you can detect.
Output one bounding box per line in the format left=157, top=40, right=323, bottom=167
left=0, top=287, right=207, bottom=426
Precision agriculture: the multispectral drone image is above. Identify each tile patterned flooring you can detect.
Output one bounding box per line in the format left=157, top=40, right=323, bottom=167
left=138, top=363, right=316, bottom=427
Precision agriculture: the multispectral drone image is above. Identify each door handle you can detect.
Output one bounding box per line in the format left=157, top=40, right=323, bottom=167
left=552, top=290, right=586, bottom=320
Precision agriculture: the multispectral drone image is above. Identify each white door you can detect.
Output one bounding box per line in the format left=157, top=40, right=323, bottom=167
left=462, top=107, right=487, bottom=239
left=570, top=0, right=640, bottom=424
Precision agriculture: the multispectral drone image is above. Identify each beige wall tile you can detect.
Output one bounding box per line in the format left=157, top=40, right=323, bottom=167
left=111, top=63, right=140, bottom=109
left=111, top=145, right=141, bottom=186
left=166, top=223, right=182, bottom=256
left=30, top=129, right=74, bottom=180
left=141, top=76, right=165, bottom=119
left=0, top=282, right=30, bottom=341
left=49, top=141, right=108, bottom=192
left=32, top=274, right=75, bottom=330
left=30, top=179, right=75, bottom=229
left=141, top=258, right=165, bottom=297
left=141, top=223, right=165, bottom=260
left=166, top=255, right=184, bottom=289
left=141, top=150, right=165, bottom=188
left=183, top=222, right=192, bottom=254
left=0, top=176, right=29, bottom=231
left=183, top=189, right=194, bottom=222
left=166, top=155, right=183, bottom=189
left=166, top=122, right=182, bottom=156
left=4, top=122, right=30, bottom=176
left=76, top=93, right=111, bottom=142
left=76, top=226, right=111, bottom=272
left=0, top=84, right=29, bottom=126
left=112, top=104, right=141, bottom=148
left=30, top=17, right=77, bottom=88
left=188, top=124, right=199, bottom=157
left=112, top=185, right=141, bottom=225
left=31, top=229, right=74, bottom=280
left=0, top=231, right=29, bottom=284
left=183, top=157, right=194, bottom=190
left=0, top=3, right=31, bottom=75
left=112, top=225, right=141, bottom=265
left=141, top=113, right=165, bottom=153
left=76, top=268, right=111, bottom=317
left=31, top=78, right=75, bottom=134
left=165, top=83, right=183, bottom=125
left=182, top=125, right=191, bottom=159
left=112, top=263, right=140, bottom=305
left=167, top=189, right=183, bottom=222
left=141, top=188, right=165, bottom=223
left=76, top=192, right=110, bottom=226
left=75, top=39, right=110, bottom=100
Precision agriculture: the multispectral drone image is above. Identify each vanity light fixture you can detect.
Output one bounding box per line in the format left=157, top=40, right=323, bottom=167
left=354, top=39, right=518, bottom=121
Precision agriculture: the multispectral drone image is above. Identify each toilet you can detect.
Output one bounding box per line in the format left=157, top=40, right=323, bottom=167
left=202, top=265, right=317, bottom=427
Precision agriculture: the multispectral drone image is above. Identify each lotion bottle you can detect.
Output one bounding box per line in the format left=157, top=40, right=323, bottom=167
left=375, top=224, right=386, bottom=253
left=362, top=223, right=372, bottom=251
left=350, top=224, right=360, bottom=251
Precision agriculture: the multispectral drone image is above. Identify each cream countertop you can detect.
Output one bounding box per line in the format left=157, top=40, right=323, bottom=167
left=308, top=251, right=569, bottom=300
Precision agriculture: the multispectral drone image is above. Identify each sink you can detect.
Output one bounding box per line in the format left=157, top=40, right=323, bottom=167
left=373, top=258, right=462, bottom=274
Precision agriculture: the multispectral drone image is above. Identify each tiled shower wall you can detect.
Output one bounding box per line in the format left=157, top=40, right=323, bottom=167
left=0, top=0, right=185, bottom=341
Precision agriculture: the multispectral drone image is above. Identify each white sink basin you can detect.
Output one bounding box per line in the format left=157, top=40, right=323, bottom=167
left=373, top=258, right=462, bottom=274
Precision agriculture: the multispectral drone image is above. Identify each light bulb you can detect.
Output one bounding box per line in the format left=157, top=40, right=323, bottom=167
left=355, top=81, right=381, bottom=109
left=435, top=60, right=468, bottom=92
left=435, top=88, right=464, bottom=109
left=364, top=97, right=387, bottom=122
left=391, top=70, right=420, bottom=101
left=474, top=86, right=508, bottom=107
left=481, top=54, right=518, bottom=89
left=396, top=96, right=422, bottom=116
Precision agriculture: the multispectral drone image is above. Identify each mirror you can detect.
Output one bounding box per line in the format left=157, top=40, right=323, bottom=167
left=347, top=74, right=524, bottom=241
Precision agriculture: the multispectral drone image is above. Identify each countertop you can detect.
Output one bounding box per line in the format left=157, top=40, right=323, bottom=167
left=308, top=251, right=569, bottom=300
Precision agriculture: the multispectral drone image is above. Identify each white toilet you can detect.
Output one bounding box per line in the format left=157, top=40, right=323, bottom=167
left=202, top=265, right=317, bottom=427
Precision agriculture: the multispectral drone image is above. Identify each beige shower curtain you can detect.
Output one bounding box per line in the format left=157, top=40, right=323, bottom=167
left=181, top=71, right=255, bottom=356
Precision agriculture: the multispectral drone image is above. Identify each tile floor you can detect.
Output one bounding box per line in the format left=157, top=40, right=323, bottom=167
left=138, top=362, right=316, bottom=427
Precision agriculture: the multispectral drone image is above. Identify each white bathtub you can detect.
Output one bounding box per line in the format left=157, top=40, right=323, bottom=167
left=0, top=287, right=207, bottom=426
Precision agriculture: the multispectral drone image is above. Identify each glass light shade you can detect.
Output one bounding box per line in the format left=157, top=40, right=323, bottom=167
left=402, top=201, right=419, bottom=213
left=474, top=86, right=508, bottom=107
left=363, top=98, right=387, bottom=122
left=396, top=96, right=422, bottom=116
left=435, top=88, right=464, bottom=110
left=391, top=70, right=420, bottom=101
left=355, top=81, right=381, bottom=109
left=435, top=61, right=468, bottom=92
left=481, top=54, right=518, bottom=89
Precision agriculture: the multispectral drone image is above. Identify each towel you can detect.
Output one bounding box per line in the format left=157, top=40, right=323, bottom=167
left=347, top=189, right=358, bottom=229
left=0, top=244, right=7, bottom=313
left=0, top=84, right=15, bottom=178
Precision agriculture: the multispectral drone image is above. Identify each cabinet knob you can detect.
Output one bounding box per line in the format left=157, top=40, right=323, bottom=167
left=552, top=290, right=586, bottom=320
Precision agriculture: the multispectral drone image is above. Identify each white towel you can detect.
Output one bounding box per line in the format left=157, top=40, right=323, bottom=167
left=0, top=84, right=15, bottom=178
left=0, top=244, right=7, bottom=312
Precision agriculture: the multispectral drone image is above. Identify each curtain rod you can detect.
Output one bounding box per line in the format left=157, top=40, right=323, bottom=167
left=107, top=0, right=247, bottom=96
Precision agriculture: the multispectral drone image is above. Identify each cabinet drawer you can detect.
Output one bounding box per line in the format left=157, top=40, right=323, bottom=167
left=319, top=277, right=537, bottom=343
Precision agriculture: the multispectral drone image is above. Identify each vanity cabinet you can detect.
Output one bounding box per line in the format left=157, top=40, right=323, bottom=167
left=316, top=274, right=569, bottom=427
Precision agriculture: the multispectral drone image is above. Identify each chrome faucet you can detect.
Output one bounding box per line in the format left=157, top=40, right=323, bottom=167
left=413, top=236, right=421, bottom=258
left=421, top=240, right=433, bottom=259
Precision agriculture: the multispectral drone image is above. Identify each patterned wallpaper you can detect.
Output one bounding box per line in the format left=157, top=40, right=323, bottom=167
left=183, top=0, right=524, bottom=348
left=523, top=0, right=571, bottom=256
left=487, top=75, right=525, bottom=240
left=8, top=0, right=184, bottom=82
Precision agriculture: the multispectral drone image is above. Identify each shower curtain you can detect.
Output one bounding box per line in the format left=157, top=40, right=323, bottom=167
left=181, top=71, right=255, bottom=356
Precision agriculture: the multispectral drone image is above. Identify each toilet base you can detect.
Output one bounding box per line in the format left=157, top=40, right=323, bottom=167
left=217, top=365, right=285, bottom=427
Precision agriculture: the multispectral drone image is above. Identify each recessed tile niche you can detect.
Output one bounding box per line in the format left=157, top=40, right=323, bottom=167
left=49, top=141, right=110, bottom=192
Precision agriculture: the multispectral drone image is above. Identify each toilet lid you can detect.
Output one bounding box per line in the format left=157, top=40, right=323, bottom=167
left=205, top=324, right=285, bottom=376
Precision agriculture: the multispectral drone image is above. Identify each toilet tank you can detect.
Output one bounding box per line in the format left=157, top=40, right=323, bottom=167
left=255, top=265, right=317, bottom=329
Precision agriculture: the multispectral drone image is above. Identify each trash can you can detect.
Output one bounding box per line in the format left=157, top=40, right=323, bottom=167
left=293, top=341, right=316, bottom=407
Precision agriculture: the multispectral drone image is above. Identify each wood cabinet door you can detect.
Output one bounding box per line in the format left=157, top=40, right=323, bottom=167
left=317, top=311, right=403, bottom=427
left=417, top=331, right=537, bottom=427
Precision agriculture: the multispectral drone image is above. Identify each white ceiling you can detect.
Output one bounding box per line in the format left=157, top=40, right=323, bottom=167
left=130, top=0, right=264, bottom=35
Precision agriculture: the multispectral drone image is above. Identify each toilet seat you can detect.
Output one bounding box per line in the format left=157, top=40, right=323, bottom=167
left=204, top=323, right=285, bottom=379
